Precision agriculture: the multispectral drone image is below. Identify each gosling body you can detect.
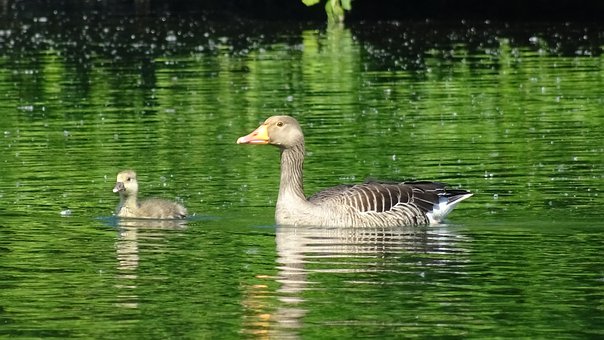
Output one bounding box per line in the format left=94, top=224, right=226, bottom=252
left=113, top=170, right=187, bottom=220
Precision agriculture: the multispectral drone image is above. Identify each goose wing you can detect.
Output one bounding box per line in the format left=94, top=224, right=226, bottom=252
left=310, top=181, right=468, bottom=215
left=308, top=184, right=355, bottom=203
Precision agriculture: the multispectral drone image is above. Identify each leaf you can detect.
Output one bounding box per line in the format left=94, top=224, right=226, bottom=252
left=341, top=0, right=352, bottom=11
left=302, top=0, right=321, bottom=6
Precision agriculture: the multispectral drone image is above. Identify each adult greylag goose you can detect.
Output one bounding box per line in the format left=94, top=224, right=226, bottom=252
left=113, top=170, right=187, bottom=219
left=237, top=115, right=472, bottom=227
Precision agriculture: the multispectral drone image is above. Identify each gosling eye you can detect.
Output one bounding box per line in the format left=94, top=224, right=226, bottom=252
left=126, top=177, right=131, bottom=182
left=276, top=121, right=284, bottom=127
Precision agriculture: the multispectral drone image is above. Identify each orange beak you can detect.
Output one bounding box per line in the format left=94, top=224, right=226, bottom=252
left=237, top=124, right=270, bottom=144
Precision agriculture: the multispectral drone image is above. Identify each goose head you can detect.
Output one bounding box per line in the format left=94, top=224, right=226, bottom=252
left=237, top=115, right=304, bottom=149
left=113, top=170, right=139, bottom=197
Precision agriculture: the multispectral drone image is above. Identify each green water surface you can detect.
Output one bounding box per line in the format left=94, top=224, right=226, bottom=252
left=0, top=13, right=603, bottom=338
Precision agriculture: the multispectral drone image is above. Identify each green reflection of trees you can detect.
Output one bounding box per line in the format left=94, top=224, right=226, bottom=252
left=0, top=20, right=601, bottom=220
left=0, top=17, right=603, bottom=339
left=302, top=0, right=352, bottom=24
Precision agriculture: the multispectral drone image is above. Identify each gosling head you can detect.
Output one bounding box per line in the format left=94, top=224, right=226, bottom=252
left=113, top=170, right=139, bottom=197
left=237, top=115, right=304, bottom=149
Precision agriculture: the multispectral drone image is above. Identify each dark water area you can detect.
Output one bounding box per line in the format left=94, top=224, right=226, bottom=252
left=3, top=0, right=604, bottom=21
left=0, top=7, right=603, bottom=339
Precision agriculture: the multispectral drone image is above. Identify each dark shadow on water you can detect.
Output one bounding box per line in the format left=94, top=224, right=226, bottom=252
left=97, top=214, right=218, bottom=229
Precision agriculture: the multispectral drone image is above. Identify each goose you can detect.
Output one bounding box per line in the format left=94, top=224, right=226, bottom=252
left=112, top=170, right=187, bottom=219
left=237, top=115, right=472, bottom=227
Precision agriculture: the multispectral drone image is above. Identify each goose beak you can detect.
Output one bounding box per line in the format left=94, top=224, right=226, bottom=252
left=237, top=124, right=269, bottom=144
left=113, top=182, right=125, bottom=193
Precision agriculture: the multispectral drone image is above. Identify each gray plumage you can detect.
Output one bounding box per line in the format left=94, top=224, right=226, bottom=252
left=237, top=115, right=472, bottom=227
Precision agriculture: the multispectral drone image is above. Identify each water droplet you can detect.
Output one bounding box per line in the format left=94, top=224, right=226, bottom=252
left=165, top=32, right=177, bottom=42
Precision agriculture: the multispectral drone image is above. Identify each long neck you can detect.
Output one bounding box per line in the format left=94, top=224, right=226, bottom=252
left=278, top=143, right=307, bottom=206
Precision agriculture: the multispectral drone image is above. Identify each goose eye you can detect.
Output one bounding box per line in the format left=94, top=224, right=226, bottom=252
left=126, top=177, right=131, bottom=182
left=277, top=121, right=284, bottom=127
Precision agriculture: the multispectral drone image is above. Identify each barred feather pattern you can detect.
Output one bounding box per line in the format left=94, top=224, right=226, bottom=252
left=308, top=181, right=465, bottom=227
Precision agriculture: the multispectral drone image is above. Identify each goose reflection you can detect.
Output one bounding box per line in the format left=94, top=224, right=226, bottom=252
left=114, top=218, right=187, bottom=309
left=244, top=224, right=467, bottom=338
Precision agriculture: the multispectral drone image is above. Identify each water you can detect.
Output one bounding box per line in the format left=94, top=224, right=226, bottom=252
left=1, top=11, right=603, bottom=338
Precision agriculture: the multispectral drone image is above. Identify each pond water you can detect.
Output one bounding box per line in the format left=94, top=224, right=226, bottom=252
left=0, top=11, right=603, bottom=338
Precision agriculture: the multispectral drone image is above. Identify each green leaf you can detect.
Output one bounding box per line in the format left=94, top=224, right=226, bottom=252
left=302, top=0, right=321, bottom=6
left=341, top=0, right=352, bottom=11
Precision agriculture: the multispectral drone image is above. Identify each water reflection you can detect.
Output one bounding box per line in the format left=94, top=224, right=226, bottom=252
left=244, top=224, right=467, bottom=338
left=114, top=218, right=187, bottom=309
left=1, top=10, right=603, bottom=337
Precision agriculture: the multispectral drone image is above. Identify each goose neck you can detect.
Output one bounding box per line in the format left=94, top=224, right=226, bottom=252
left=278, top=144, right=307, bottom=203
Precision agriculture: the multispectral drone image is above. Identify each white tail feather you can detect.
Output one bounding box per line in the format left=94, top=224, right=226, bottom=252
left=427, top=193, right=473, bottom=224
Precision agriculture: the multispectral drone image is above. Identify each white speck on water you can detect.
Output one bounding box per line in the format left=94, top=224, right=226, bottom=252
left=391, top=154, right=397, bottom=161
left=60, top=209, right=72, bottom=217
left=245, top=248, right=259, bottom=255
left=165, top=32, right=177, bottom=42
left=493, top=194, right=499, bottom=199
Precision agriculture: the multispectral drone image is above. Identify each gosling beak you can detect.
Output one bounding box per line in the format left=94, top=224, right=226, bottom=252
left=113, top=182, right=125, bottom=193
left=237, top=124, right=269, bottom=144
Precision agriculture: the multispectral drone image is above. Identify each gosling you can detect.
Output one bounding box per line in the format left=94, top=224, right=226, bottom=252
left=113, top=170, right=187, bottom=219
